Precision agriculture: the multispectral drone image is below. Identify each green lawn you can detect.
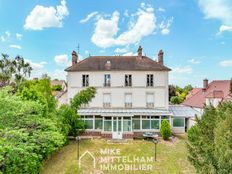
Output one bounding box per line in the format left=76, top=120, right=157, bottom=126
left=41, top=135, right=195, bottom=174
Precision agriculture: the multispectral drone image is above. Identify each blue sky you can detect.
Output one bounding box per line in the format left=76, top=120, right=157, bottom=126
left=0, top=0, right=232, bottom=87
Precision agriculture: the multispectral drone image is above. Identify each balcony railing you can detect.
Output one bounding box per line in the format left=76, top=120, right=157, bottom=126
left=146, top=102, right=154, bottom=108
left=80, top=103, right=89, bottom=108
left=103, top=103, right=111, bottom=108
left=103, top=82, right=111, bottom=87
left=125, top=103, right=132, bottom=108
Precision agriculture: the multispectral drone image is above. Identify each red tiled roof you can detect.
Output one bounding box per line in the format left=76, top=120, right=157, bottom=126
left=183, top=80, right=231, bottom=108
left=186, top=88, right=201, bottom=99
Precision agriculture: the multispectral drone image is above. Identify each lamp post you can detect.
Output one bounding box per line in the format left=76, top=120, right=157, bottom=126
left=76, top=136, right=81, bottom=161
left=153, top=138, right=158, bottom=161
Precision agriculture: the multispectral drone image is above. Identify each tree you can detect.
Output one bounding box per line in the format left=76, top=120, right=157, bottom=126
left=160, top=120, right=172, bottom=140
left=13, top=56, right=32, bottom=85
left=0, top=54, right=32, bottom=88
left=58, top=87, right=96, bottom=136
left=52, top=84, right=62, bottom=91
left=169, top=85, right=176, bottom=101
left=229, top=78, right=232, bottom=96
left=170, top=96, right=182, bottom=104
left=187, top=102, right=232, bottom=173
left=0, top=54, right=14, bottom=87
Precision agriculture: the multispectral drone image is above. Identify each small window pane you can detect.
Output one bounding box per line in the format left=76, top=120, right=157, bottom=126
left=95, top=119, right=102, bottom=130
left=104, top=120, right=112, bottom=131
left=173, top=118, right=185, bottom=127
left=132, top=120, right=140, bottom=130
left=85, top=120, right=93, bottom=129
left=123, top=120, right=131, bottom=132
left=142, top=120, right=150, bottom=129
left=151, top=120, right=159, bottom=129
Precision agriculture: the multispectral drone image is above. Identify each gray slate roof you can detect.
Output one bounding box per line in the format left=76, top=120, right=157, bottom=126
left=65, top=56, right=171, bottom=72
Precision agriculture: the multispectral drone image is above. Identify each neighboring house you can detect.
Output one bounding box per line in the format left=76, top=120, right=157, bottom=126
left=51, top=80, right=68, bottom=106
left=51, top=80, right=67, bottom=91
left=65, top=46, right=197, bottom=139
left=183, top=79, right=232, bottom=113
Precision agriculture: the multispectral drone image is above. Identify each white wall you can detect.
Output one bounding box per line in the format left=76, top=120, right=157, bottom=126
left=205, top=98, right=222, bottom=107
left=67, top=71, right=169, bottom=109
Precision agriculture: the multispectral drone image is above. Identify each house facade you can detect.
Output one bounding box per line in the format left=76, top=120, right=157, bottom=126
left=183, top=79, right=232, bottom=113
left=65, top=46, right=194, bottom=139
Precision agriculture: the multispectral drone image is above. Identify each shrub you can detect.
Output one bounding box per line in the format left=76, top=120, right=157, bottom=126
left=160, top=120, right=172, bottom=140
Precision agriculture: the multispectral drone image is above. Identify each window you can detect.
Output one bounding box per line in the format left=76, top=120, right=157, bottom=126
left=125, top=93, right=132, bottom=108
left=132, top=116, right=140, bottom=130
left=142, top=120, right=150, bottom=129
left=95, top=116, right=103, bottom=130
left=82, top=75, right=89, bottom=87
left=104, top=117, right=112, bottom=131
left=173, top=118, right=185, bottom=127
left=103, top=93, right=111, bottom=108
left=161, top=116, right=170, bottom=123
left=85, top=120, right=93, bottom=129
left=123, top=117, right=131, bottom=132
left=147, top=74, right=153, bottom=87
left=104, top=74, right=111, bottom=87
left=146, top=93, right=154, bottom=108
left=151, top=120, right=159, bottom=129
left=125, top=74, right=132, bottom=87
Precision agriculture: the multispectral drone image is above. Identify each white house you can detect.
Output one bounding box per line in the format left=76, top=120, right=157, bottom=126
left=65, top=46, right=197, bottom=139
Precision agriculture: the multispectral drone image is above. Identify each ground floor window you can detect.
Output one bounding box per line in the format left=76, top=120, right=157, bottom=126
left=173, top=118, right=185, bottom=127
left=95, top=116, right=102, bottom=130
left=132, top=118, right=140, bottom=130
left=104, top=117, right=112, bottom=131
left=123, top=117, right=131, bottom=132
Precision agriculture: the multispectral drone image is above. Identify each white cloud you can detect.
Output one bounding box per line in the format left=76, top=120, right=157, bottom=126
left=158, top=7, right=165, bottom=12
left=219, top=25, right=232, bottom=33
left=160, top=17, right=173, bottom=35
left=172, top=66, right=193, bottom=74
left=1, top=31, right=11, bottom=42
left=80, top=11, right=98, bottom=23
left=124, top=10, right=129, bottom=17
left=25, top=59, right=47, bottom=70
left=219, top=60, right=232, bottom=67
left=114, top=48, right=128, bottom=53
left=198, top=0, right=232, bottom=33
left=16, top=33, right=23, bottom=40
left=188, top=58, right=201, bottom=64
left=122, top=52, right=137, bottom=56
left=91, top=3, right=156, bottom=48
left=24, top=0, right=69, bottom=30
left=9, top=44, right=22, bottom=49
left=54, top=54, right=69, bottom=66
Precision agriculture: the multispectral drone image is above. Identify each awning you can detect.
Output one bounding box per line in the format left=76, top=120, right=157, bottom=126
left=169, top=105, right=201, bottom=118
left=78, top=108, right=172, bottom=117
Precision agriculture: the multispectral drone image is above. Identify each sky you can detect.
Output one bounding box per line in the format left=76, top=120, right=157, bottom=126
left=0, top=0, right=232, bottom=87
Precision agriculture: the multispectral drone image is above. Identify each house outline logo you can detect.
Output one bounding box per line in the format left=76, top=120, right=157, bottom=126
left=79, top=150, right=96, bottom=168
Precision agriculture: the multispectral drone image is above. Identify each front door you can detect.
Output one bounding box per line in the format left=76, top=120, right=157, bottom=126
left=112, top=117, right=122, bottom=139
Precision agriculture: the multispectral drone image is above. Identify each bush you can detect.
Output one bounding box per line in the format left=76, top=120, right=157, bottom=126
left=160, top=120, right=172, bottom=140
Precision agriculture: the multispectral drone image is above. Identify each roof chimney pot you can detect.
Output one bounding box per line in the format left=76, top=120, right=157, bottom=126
left=72, top=51, right=78, bottom=65
left=137, top=46, right=143, bottom=59
left=158, top=49, right=164, bottom=65
left=203, top=79, right=209, bottom=90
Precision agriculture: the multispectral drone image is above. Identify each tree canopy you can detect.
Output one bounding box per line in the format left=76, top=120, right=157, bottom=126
left=187, top=102, right=232, bottom=173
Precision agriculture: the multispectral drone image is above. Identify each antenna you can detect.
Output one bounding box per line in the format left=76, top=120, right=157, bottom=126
left=77, top=43, right=80, bottom=54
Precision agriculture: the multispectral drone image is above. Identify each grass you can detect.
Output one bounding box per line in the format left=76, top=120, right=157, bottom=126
left=41, top=135, right=195, bottom=174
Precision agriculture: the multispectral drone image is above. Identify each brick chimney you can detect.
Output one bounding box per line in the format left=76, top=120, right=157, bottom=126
left=203, top=79, right=209, bottom=90
left=137, top=46, right=143, bottom=59
left=72, top=51, right=78, bottom=65
left=158, top=49, right=164, bottom=65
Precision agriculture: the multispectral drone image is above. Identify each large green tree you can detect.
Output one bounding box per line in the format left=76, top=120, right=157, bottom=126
left=187, top=102, right=232, bottom=173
